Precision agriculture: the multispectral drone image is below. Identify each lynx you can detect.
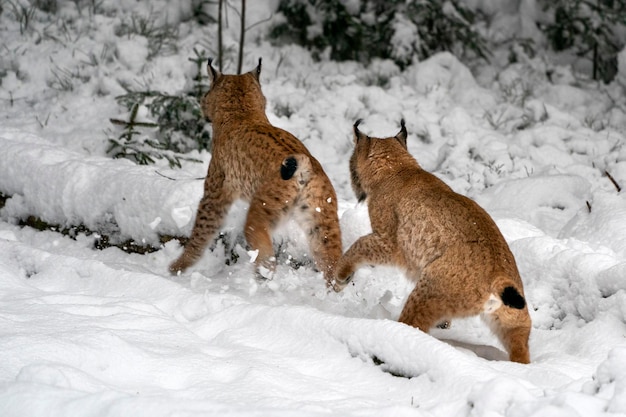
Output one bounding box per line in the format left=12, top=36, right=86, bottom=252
left=169, top=58, right=342, bottom=286
left=335, top=120, right=531, bottom=364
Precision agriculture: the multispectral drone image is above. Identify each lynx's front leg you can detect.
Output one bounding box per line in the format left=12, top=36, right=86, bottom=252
left=335, top=233, right=400, bottom=291
left=169, top=164, right=235, bottom=274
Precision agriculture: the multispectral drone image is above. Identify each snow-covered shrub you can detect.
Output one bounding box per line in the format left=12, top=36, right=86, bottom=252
left=269, top=0, right=489, bottom=68
left=540, top=0, right=626, bottom=83
left=269, top=0, right=395, bottom=64
left=107, top=49, right=211, bottom=168
left=114, top=11, right=179, bottom=59
left=401, top=0, right=490, bottom=64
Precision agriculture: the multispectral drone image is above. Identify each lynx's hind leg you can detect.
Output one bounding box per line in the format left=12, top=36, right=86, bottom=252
left=296, top=172, right=343, bottom=290
left=483, top=307, right=531, bottom=364
left=398, top=288, right=454, bottom=333
left=169, top=164, right=234, bottom=274
left=484, top=282, right=531, bottom=364
left=245, top=155, right=311, bottom=279
left=398, top=261, right=487, bottom=333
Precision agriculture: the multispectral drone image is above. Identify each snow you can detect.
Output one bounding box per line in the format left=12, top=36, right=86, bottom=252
left=2, top=1, right=626, bottom=416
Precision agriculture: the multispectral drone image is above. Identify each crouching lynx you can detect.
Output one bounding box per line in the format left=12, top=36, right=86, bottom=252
left=169, top=58, right=342, bottom=286
left=335, top=120, right=531, bottom=363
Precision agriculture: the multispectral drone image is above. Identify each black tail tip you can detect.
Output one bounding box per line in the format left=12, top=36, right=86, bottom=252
left=281, top=156, right=298, bottom=180
left=502, top=286, right=526, bottom=310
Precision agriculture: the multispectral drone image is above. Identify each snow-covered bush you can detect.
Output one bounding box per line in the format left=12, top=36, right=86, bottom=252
left=269, top=0, right=489, bottom=68
left=540, top=0, right=626, bottom=83
left=107, top=49, right=211, bottom=168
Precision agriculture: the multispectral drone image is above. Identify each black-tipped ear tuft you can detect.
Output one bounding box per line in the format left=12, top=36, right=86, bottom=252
left=353, top=119, right=366, bottom=142
left=254, top=57, right=262, bottom=80
left=396, top=118, right=408, bottom=148
left=207, top=58, right=219, bottom=82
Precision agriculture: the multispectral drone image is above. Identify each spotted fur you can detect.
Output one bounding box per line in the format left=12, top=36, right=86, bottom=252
left=335, top=119, right=532, bottom=363
left=169, top=59, right=342, bottom=286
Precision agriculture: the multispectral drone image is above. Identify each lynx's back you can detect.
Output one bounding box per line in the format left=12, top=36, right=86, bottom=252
left=202, top=67, right=322, bottom=199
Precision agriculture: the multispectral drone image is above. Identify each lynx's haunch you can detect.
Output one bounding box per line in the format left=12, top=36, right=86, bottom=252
left=335, top=119, right=532, bottom=364
left=169, top=58, right=342, bottom=287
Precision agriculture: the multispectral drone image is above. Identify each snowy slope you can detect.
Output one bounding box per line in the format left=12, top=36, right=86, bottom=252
left=2, top=1, right=626, bottom=416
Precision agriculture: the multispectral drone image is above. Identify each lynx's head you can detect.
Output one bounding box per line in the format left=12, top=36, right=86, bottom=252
left=349, top=119, right=409, bottom=202
left=202, top=58, right=267, bottom=123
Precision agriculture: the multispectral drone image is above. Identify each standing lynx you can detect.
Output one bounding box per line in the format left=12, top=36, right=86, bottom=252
left=169, top=58, right=342, bottom=286
left=335, top=120, right=531, bottom=364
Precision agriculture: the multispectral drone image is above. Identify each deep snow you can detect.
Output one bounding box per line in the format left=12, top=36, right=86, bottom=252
left=2, top=1, right=626, bottom=416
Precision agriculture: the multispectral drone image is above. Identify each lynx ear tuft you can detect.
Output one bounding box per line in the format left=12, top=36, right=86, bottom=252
left=254, top=57, right=262, bottom=80
left=207, top=58, right=220, bottom=82
left=395, top=118, right=408, bottom=148
left=353, top=119, right=366, bottom=142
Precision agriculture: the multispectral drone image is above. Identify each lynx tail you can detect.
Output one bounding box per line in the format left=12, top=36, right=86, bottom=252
left=281, top=156, right=298, bottom=180
left=501, top=286, right=526, bottom=310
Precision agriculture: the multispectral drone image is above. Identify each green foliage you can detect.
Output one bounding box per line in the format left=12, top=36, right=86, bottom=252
left=541, top=0, right=626, bottom=82
left=269, top=0, right=489, bottom=68
left=107, top=102, right=183, bottom=167
left=107, top=50, right=211, bottom=168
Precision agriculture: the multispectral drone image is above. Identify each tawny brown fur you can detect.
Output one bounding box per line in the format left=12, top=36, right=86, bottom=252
left=169, top=59, right=342, bottom=286
left=336, top=120, right=531, bottom=364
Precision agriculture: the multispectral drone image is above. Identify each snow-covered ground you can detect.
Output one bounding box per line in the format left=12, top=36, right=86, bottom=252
left=2, top=1, right=626, bottom=416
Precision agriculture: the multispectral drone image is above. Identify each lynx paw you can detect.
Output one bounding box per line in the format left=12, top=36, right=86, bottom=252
left=436, top=320, right=451, bottom=329
left=169, top=252, right=194, bottom=275
left=255, top=256, right=277, bottom=281
left=329, top=273, right=353, bottom=292
left=168, top=259, right=186, bottom=275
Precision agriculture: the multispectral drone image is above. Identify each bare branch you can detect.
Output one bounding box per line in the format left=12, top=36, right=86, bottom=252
left=237, top=0, right=246, bottom=74
left=109, top=118, right=158, bottom=128
left=218, top=0, right=224, bottom=71
left=605, top=170, right=622, bottom=192
left=246, top=12, right=273, bottom=31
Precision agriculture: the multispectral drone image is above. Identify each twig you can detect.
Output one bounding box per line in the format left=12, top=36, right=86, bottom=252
left=605, top=170, right=622, bottom=192
left=155, top=170, right=204, bottom=181
left=155, top=170, right=177, bottom=180
left=217, top=0, right=223, bottom=71
left=586, top=201, right=592, bottom=213
left=109, top=118, right=158, bottom=128
left=246, top=12, right=273, bottom=31
left=237, top=0, right=246, bottom=74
